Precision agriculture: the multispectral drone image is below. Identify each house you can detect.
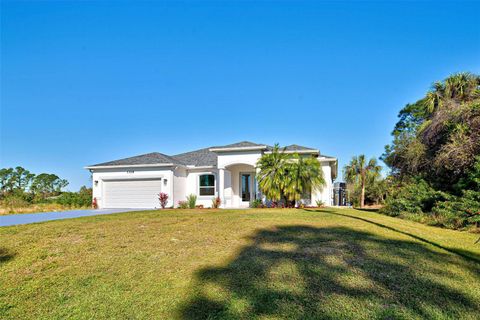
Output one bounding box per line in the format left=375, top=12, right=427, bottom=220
left=85, top=141, right=337, bottom=209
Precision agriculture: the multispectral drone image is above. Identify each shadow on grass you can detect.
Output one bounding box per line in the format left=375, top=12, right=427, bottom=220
left=311, top=208, right=480, bottom=264
left=179, top=226, right=479, bottom=319
left=354, top=208, right=380, bottom=213
left=0, top=247, right=15, bottom=264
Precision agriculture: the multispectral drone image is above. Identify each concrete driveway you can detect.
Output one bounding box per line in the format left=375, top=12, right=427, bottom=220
left=0, top=208, right=150, bottom=227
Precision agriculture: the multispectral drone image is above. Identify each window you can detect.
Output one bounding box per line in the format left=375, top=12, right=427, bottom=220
left=199, top=174, right=215, bottom=196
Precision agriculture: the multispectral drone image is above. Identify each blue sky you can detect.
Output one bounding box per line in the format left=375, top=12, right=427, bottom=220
left=1, top=1, right=479, bottom=191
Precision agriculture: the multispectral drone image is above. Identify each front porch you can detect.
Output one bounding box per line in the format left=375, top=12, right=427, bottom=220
left=218, top=163, right=261, bottom=208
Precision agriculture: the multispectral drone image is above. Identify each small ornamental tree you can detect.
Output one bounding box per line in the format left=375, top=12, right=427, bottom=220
left=158, top=192, right=169, bottom=209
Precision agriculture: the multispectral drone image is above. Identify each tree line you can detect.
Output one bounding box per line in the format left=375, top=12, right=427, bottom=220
left=0, top=166, right=92, bottom=208
left=344, top=72, right=480, bottom=230
left=0, top=166, right=68, bottom=200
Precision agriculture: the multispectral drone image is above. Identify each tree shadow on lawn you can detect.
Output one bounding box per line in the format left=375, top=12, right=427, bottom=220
left=179, top=226, right=480, bottom=319
left=312, top=208, right=480, bottom=264
left=0, top=247, right=15, bottom=265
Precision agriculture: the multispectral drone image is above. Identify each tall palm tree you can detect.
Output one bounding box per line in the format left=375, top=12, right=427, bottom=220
left=284, top=154, right=325, bottom=206
left=256, top=144, right=289, bottom=202
left=344, top=155, right=382, bottom=208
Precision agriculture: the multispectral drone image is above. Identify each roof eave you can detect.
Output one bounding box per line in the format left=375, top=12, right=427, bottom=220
left=209, top=145, right=268, bottom=152
left=318, top=156, right=337, bottom=161
left=264, top=149, right=320, bottom=155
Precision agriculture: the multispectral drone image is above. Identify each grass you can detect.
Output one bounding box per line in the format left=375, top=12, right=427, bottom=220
left=0, top=203, right=89, bottom=215
left=1, top=208, right=479, bottom=319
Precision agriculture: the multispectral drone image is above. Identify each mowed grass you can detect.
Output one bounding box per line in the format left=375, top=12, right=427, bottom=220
left=1, top=208, right=479, bottom=319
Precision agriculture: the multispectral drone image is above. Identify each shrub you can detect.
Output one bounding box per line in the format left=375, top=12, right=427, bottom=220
left=211, top=197, right=221, bottom=209
left=380, top=179, right=449, bottom=217
left=315, top=200, right=325, bottom=207
left=2, top=194, right=30, bottom=209
left=250, top=199, right=263, bottom=208
left=432, top=190, right=480, bottom=229
left=186, top=194, right=197, bottom=209
left=178, top=201, right=188, bottom=209
left=158, top=192, right=169, bottom=209
left=380, top=178, right=480, bottom=230
left=54, top=187, right=92, bottom=207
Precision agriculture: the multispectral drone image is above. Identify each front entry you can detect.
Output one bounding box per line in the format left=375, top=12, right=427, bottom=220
left=240, top=172, right=257, bottom=207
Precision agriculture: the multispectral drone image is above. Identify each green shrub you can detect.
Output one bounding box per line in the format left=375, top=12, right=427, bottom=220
left=381, top=178, right=480, bottom=230
left=432, top=190, right=480, bottom=229
left=250, top=199, right=263, bottom=208
left=315, top=200, right=325, bottom=207
left=55, top=187, right=92, bottom=207
left=380, top=179, right=449, bottom=217
left=186, top=194, right=197, bottom=209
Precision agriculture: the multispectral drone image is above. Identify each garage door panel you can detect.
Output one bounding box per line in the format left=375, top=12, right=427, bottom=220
left=103, top=179, right=163, bottom=208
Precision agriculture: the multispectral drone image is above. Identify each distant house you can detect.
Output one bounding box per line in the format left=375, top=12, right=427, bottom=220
left=85, top=141, right=337, bottom=209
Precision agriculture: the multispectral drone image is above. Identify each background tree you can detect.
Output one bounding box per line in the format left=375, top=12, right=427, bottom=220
left=0, top=168, right=15, bottom=195
left=382, top=72, right=480, bottom=191
left=31, top=173, right=69, bottom=200
left=10, top=167, right=35, bottom=192
left=344, top=155, right=382, bottom=208
left=380, top=72, right=480, bottom=230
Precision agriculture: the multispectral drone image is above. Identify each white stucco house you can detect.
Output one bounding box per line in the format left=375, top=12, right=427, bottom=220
left=85, top=141, right=337, bottom=209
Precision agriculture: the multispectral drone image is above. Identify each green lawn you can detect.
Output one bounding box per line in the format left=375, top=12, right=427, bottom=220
left=1, top=208, right=479, bottom=319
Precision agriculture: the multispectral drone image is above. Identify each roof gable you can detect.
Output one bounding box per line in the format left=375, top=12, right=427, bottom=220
left=172, top=148, right=217, bottom=167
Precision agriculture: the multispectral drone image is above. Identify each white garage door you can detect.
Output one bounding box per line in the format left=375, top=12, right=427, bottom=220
left=103, top=179, right=163, bottom=208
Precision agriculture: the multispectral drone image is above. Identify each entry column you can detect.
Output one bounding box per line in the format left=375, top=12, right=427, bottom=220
left=219, top=168, right=225, bottom=208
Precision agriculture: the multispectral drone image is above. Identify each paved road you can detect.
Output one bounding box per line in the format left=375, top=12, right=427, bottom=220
left=0, top=208, right=149, bottom=227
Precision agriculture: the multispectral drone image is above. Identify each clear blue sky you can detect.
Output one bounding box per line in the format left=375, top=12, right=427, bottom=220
left=1, top=1, right=479, bottom=191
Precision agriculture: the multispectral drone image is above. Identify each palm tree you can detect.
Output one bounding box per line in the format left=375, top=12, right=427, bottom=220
left=344, top=155, right=382, bottom=208
left=422, top=72, right=480, bottom=114
left=284, top=154, right=325, bottom=206
left=256, top=144, right=289, bottom=202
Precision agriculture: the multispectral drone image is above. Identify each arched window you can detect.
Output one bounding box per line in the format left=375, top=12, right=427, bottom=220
left=199, top=174, right=215, bottom=196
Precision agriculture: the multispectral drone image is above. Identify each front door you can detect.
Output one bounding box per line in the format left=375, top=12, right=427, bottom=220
left=240, top=173, right=256, bottom=206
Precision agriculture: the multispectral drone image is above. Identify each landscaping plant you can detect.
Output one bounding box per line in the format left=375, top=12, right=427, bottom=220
left=186, top=194, right=197, bottom=209
left=256, top=144, right=325, bottom=207
left=177, top=201, right=188, bottom=209
left=211, top=197, right=221, bottom=209
left=158, top=192, right=169, bottom=209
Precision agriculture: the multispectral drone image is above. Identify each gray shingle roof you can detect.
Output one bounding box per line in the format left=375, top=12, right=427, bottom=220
left=265, top=144, right=318, bottom=152
left=284, top=144, right=317, bottom=151
left=210, top=141, right=267, bottom=149
left=172, top=148, right=217, bottom=167
left=88, top=141, right=330, bottom=168
left=89, top=152, right=180, bottom=167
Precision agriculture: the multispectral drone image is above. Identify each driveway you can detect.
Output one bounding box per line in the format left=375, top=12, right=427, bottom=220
left=0, top=208, right=150, bottom=227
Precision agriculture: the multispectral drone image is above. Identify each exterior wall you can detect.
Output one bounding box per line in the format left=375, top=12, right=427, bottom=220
left=173, top=167, right=187, bottom=208
left=311, top=161, right=334, bottom=206
left=91, top=167, right=174, bottom=208
left=217, top=151, right=262, bottom=169
left=184, top=168, right=219, bottom=208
